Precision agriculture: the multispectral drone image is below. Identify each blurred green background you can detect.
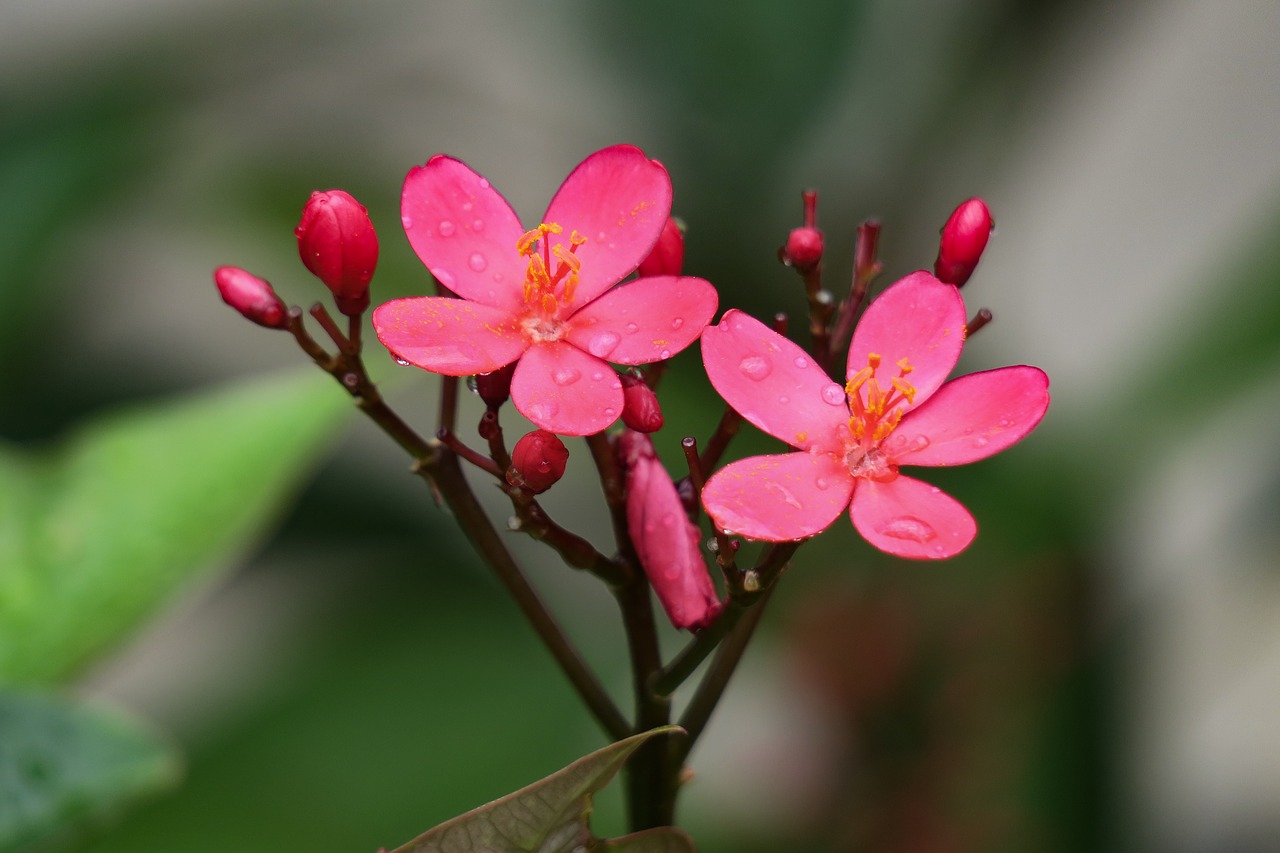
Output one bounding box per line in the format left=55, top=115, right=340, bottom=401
left=3, top=0, right=1280, bottom=851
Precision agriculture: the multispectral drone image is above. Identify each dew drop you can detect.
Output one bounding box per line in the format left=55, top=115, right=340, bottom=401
left=468, top=252, right=488, bottom=272
left=492, top=273, right=503, bottom=283
left=472, top=218, right=485, bottom=232
left=401, top=215, right=414, bottom=229
left=778, top=395, right=790, bottom=405
left=908, top=434, right=931, bottom=452
left=880, top=516, right=937, bottom=543
left=659, top=349, right=671, bottom=359
left=738, top=355, right=772, bottom=381
left=591, top=371, right=605, bottom=381
left=815, top=477, right=830, bottom=491
left=997, top=417, right=1013, bottom=428
left=706, top=537, right=720, bottom=553
left=767, top=482, right=803, bottom=510
left=624, top=322, right=639, bottom=335
left=671, top=317, right=684, bottom=330
left=528, top=401, right=559, bottom=420
left=478, top=178, right=490, bottom=190
left=461, top=201, right=473, bottom=213
left=820, top=383, right=846, bottom=406
left=507, top=516, right=522, bottom=531
left=435, top=269, right=456, bottom=288
left=552, top=367, right=581, bottom=386
left=793, top=356, right=809, bottom=369
left=973, top=436, right=990, bottom=448
left=394, top=357, right=410, bottom=366
left=588, top=332, right=621, bottom=358
left=595, top=231, right=607, bottom=243
left=438, top=220, right=456, bottom=237
left=465, top=376, right=479, bottom=393
left=603, top=407, right=617, bottom=418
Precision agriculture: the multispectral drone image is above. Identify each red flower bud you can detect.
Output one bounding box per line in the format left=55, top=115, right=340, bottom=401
left=934, top=197, right=993, bottom=287
left=474, top=362, right=517, bottom=409
left=620, top=431, right=722, bottom=632
left=507, top=429, right=569, bottom=494
left=214, top=266, right=288, bottom=329
left=637, top=216, right=685, bottom=278
left=620, top=375, right=664, bottom=433
left=295, top=189, right=379, bottom=315
left=781, top=189, right=823, bottom=273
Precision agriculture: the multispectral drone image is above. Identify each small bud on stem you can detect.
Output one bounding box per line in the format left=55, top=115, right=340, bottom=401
left=508, top=430, right=569, bottom=494
left=296, top=189, right=379, bottom=315
left=214, top=266, right=288, bottom=329
left=934, top=197, right=993, bottom=287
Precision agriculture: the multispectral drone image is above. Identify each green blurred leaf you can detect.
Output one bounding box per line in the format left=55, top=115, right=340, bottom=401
left=0, top=370, right=350, bottom=684
left=0, top=688, right=179, bottom=850
left=391, top=727, right=692, bottom=853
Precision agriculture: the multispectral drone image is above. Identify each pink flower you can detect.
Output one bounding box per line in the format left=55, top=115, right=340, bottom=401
left=619, top=431, right=723, bottom=631
left=700, top=272, right=1049, bottom=559
left=373, top=145, right=718, bottom=436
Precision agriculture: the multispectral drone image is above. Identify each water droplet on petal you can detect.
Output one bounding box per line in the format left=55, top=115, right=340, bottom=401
left=880, top=516, right=937, bottom=543
left=492, top=273, right=503, bottom=283
left=815, top=477, right=830, bottom=490
left=468, top=253, right=487, bottom=272
left=478, top=178, right=490, bottom=190
left=624, top=322, right=639, bottom=335
left=588, top=332, right=621, bottom=358
left=401, top=215, right=414, bottom=229
left=435, top=269, right=456, bottom=288
left=595, top=231, right=607, bottom=243
left=767, top=482, right=803, bottom=510
left=591, top=371, right=605, bottom=381
left=738, top=355, right=772, bottom=381
left=465, top=376, right=479, bottom=393
left=527, top=400, right=559, bottom=421
left=552, top=367, right=581, bottom=386
left=793, top=356, right=809, bottom=369
left=973, top=436, right=990, bottom=448
left=671, top=317, right=684, bottom=330
left=908, top=434, right=930, bottom=452
left=778, top=395, right=789, bottom=405
left=394, top=357, right=410, bottom=366
left=438, top=220, right=455, bottom=237
left=659, top=349, right=671, bottom=359
left=997, top=417, right=1013, bottom=428
left=461, top=201, right=473, bottom=213
left=603, top=407, right=617, bottom=418
left=821, top=383, right=846, bottom=406
left=472, top=218, right=485, bottom=232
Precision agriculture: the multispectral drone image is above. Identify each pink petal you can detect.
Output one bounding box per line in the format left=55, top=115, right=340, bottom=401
left=847, top=271, right=966, bottom=411
left=701, top=309, right=850, bottom=452
left=701, top=451, right=854, bottom=541
left=401, top=155, right=527, bottom=312
left=543, top=145, right=672, bottom=307
left=564, top=275, right=718, bottom=365
left=849, top=474, right=976, bottom=559
left=372, top=297, right=526, bottom=375
left=893, top=366, right=1050, bottom=467
left=510, top=341, right=624, bottom=435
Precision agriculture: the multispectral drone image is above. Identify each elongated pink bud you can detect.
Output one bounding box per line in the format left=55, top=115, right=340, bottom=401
left=637, top=216, right=684, bottom=278
left=620, top=432, right=722, bottom=632
left=214, top=266, right=288, bottom=329
left=620, top=375, right=664, bottom=433
left=934, top=197, right=993, bottom=287
left=296, top=189, right=379, bottom=315
left=507, top=429, right=569, bottom=494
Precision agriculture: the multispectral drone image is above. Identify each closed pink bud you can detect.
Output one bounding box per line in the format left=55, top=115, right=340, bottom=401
left=620, top=375, right=664, bottom=433
left=781, top=189, right=823, bottom=272
left=507, top=429, right=569, bottom=494
left=934, top=197, right=993, bottom=287
left=475, top=362, right=517, bottom=410
left=637, top=216, right=685, bottom=278
left=295, top=189, right=379, bottom=315
left=621, top=432, right=723, bottom=632
left=214, top=266, right=288, bottom=329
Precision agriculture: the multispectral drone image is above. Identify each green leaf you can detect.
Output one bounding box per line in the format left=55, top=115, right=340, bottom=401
left=0, top=369, right=350, bottom=684
left=391, top=727, right=694, bottom=853
left=0, top=688, right=179, bottom=850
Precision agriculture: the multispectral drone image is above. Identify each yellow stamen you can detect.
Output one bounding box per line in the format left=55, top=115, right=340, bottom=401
left=518, top=221, right=585, bottom=317
left=845, top=353, right=918, bottom=449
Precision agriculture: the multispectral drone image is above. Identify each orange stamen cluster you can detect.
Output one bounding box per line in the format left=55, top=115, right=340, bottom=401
left=518, top=222, right=587, bottom=317
left=846, top=354, right=916, bottom=444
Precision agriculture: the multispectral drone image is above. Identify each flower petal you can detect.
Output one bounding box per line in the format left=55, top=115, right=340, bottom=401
left=702, top=451, right=853, bottom=542
left=893, top=366, right=1050, bottom=467
left=701, top=309, right=850, bottom=452
left=543, top=145, right=672, bottom=306
left=564, top=275, right=718, bottom=365
left=849, top=474, right=976, bottom=559
left=372, top=297, right=526, bottom=375
left=510, top=341, right=624, bottom=435
left=401, top=155, right=527, bottom=312
left=847, top=271, right=966, bottom=411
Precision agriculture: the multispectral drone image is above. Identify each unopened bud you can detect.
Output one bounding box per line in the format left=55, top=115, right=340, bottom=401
left=637, top=216, right=685, bottom=278
left=295, top=189, right=379, bottom=315
left=934, top=197, right=993, bottom=287
left=214, top=266, right=288, bottom=329
left=507, top=429, right=569, bottom=494
left=475, top=362, right=517, bottom=409
left=620, top=375, right=664, bottom=433
left=781, top=189, right=823, bottom=273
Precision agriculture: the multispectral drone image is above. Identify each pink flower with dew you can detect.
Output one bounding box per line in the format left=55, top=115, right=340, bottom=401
left=620, top=431, right=723, bottom=631
left=373, top=145, right=718, bottom=436
left=700, top=272, right=1049, bottom=559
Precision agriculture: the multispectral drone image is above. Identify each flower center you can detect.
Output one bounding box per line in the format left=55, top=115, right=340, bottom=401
left=516, top=222, right=586, bottom=343
left=843, top=352, right=916, bottom=479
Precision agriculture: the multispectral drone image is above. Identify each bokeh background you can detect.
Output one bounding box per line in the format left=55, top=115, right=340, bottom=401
left=3, top=0, right=1280, bottom=850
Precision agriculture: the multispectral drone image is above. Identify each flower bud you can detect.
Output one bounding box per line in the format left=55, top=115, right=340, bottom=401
left=213, top=266, right=288, bottom=329
left=620, top=375, right=664, bottom=433
left=295, top=189, right=379, bottom=315
left=934, top=197, right=993, bottom=287
left=475, top=362, right=517, bottom=410
left=637, top=216, right=685, bottom=278
left=507, top=429, right=569, bottom=494
left=621, top=431, right=722, bottom=632
left=781, top=189, right=823, bottom=273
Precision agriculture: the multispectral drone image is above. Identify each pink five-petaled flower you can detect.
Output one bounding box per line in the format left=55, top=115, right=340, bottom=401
left=372, top=145, right=719, bottom=436
left=700, top=271, right=1049, bottom=559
